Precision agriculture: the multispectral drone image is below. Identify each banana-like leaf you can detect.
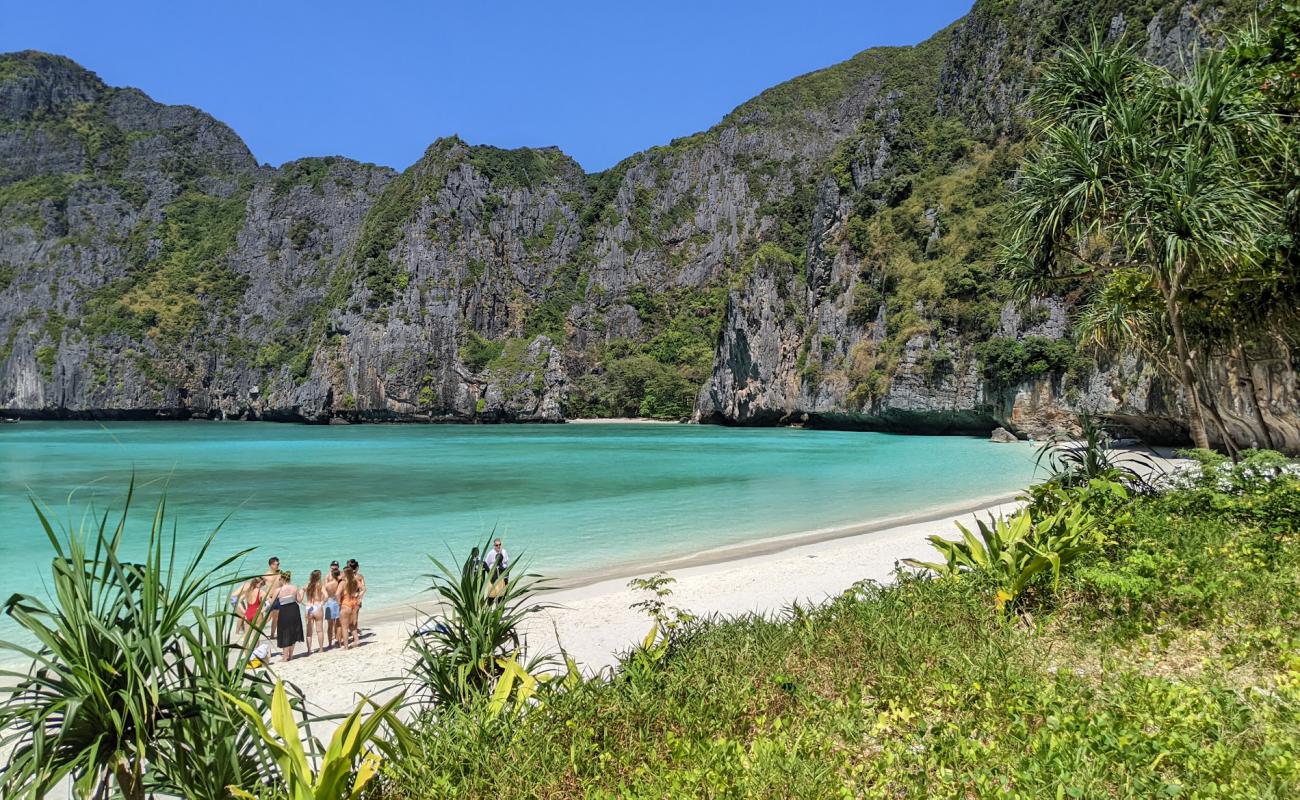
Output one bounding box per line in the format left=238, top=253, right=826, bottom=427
left=488, top=660, right=518, bottom=717
left=226, top=682, right=408, bottom=800
left=642, top=621, right=660, bottom=651
left=906, top=506, right=1099, bottom=612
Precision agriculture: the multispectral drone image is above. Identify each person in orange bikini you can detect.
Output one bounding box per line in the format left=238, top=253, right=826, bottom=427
left=339, top=567, right=363, bottom=650
left=346, top=559, right=366, bottom=634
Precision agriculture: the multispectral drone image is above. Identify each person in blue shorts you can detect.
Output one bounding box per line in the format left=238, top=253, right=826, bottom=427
left=323, top=560, right=343, bottom=649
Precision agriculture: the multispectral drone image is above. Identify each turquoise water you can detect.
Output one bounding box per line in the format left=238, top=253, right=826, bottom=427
left=0, top=421, right=1036, bottom=627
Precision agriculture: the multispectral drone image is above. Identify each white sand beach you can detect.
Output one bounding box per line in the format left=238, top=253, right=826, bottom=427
left=271, top=498, right=1022, bottom=717
left=565, top=417, right=681, bottom=424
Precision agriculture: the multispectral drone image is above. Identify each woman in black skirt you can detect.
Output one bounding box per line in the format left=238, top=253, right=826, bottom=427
left=274, top=569, right=306, bottom=661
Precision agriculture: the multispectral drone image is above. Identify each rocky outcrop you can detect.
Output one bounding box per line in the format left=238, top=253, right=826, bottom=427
left=990, top=426, right=1018, bottom=443
left=981, top=341, right=1300, bottom=452
left=698, top=250, right=806, bottom=426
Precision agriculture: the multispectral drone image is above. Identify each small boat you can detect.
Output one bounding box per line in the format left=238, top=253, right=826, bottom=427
left=2, top=417, right=19, bottom=424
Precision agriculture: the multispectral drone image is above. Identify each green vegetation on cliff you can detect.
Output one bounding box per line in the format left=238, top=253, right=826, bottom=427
left=352, top=153, right=443, bottom=308
left=84, top=189, right=251, bottom=342
left=466, top=145, right=574, bottom=188
left=569, top=285, right=726, bottom=419
left=976, top=335, right=1080, bottom=387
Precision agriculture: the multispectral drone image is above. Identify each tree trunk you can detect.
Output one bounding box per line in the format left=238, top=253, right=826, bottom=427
left=1161, top=284, right=1211, bottom=450
left=1202, top=385, right=1240, bottom=461
left=1233, top=333, right=1276, bottom=450
left=114, top=758, right=145, bottom=800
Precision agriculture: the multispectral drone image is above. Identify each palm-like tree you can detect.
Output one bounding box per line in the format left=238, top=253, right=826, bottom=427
left=1004, top=39, right=1284, bottom=450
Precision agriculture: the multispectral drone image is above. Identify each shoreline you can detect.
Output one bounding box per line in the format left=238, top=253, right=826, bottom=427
left=362, top=489, right=1023, bottom=627
left=565, top=417, right=680, bottom=425
left=273, top=495, right=1025, bottom=715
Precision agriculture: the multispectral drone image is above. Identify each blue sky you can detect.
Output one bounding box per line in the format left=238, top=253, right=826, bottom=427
left=1, top=1, right=974, bottom=172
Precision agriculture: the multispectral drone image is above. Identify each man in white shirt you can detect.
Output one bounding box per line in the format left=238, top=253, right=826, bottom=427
left=482, top=538, right=509, bottom=571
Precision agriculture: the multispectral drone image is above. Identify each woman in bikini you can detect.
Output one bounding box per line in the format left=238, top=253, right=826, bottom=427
left=339, top=567, right=363, bottom=650
left=303, top=569, right=326, bottom=655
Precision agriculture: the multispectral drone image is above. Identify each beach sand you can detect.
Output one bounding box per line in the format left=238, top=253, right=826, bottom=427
left=271, top=497, right=1022, bottom=717
left=565, top=417, right=680, bottom=424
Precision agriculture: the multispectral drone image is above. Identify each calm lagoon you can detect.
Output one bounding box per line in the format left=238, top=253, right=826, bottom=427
left=0, top=421, right=1037, bottom=633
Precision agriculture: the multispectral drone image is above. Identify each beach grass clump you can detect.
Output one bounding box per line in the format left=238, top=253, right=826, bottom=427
left=380, top=461, right=1300, bottom=798
left=404, top=543, right=553, bottom=710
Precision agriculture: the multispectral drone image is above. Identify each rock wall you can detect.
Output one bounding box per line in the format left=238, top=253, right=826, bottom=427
left=2, top=0, right=1292, bottom=452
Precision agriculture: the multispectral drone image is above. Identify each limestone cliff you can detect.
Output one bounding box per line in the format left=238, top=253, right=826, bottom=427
left=1, top=0, right=1291, bottom=450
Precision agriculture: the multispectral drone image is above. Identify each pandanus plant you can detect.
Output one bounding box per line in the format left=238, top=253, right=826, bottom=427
left=404, top=538, right=554, bottom=710
left=1002, top=35, right=1287, bottom=453
left=0, top=484, right=297, bottom=800
left=1033, top=414, right=1159, bottom=490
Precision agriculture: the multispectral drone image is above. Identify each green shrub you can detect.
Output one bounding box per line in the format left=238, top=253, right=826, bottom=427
left=1067, top=480, right=1300, bottom=641
left=975, top=335, right=1078, bottom=387
left=904, top=503, right=1099, bottom=611
left=459, top=331, right=504, bottom=373
left=35, top=345, right=57, bottom=379
left=466, top=145, right=570, bottom=188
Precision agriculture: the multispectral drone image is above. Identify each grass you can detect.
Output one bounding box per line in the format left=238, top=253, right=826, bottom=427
left=380, top=468, right=1300, bottom=798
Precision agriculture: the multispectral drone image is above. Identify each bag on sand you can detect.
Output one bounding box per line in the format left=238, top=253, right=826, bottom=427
left=248, top=643, right=270, bottom=669
left=488, top=578, right=507, bottom=600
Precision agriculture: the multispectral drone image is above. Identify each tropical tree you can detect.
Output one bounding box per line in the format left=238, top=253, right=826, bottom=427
left=0, top=486, right=291, bottom=800
left=1004, top=36, right=1287, bottom=451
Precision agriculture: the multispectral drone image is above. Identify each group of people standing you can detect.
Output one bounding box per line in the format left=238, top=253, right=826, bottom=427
left=469, top=538, right=511, bottom=604
left=232, top=555, right=367, bottom=661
